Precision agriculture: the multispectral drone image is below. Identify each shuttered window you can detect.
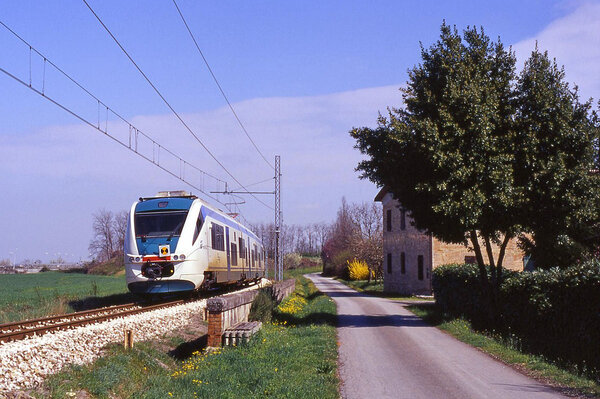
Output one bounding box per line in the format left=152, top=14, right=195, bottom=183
left=386, top=209, right=392, bottom=231
left=401, top=252, right=406, bottom=274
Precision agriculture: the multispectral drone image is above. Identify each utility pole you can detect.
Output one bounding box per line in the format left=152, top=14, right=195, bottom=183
left=274, top=155, right=282, bottom=280
left=210, top=155, right=282, bottom=280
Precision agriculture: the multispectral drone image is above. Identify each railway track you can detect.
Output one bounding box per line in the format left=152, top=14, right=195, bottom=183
left=0, top=281, right=261, bottom=344
left=0, top=299, right=187, bottom=343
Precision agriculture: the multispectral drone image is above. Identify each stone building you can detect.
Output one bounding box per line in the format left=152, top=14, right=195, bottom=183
left=375, top=187, right=525, bottom=295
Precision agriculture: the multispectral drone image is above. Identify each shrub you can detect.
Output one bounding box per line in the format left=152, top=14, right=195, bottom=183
left=249, top=288, right=277, bottom=323
left=347, top=259, right=370, bottom=280
left=284, top=253, right=302, bottom=270
left=499, top=262, right=600, bottom=373
left=432, top=263, right=487, bottom=324
left=331, top=250, right=354, bottom=279
left=299, top=257, right=321, bottom=268
left=433, top=260, right=600, bottom=377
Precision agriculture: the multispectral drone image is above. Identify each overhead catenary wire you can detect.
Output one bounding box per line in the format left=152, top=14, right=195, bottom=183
left=82, top=0, right=275, bottom=211
left=0, top=20, right=232, bottom=209
left=228, top=177, right=275, bottom=193
left=171, top=0, right=275, bottom=171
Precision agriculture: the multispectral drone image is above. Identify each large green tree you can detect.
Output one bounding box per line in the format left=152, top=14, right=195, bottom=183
left=351, top=24, right=600, bottom=306
left=352, top=24, right=520, bottom=297
left=514, top=49, right=600, bottom=268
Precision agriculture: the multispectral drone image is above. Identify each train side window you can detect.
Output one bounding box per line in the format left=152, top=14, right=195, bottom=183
left=231, top=243, right=238, bottom=266
left=239, top=237, right=246, bottom=258
left=192, top=217, right=203, bottom=244
left=211, top=223, right=225, bottom=251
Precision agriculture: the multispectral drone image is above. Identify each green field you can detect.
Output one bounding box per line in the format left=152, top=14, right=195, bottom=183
left=0, top=271, right=131, bottom=323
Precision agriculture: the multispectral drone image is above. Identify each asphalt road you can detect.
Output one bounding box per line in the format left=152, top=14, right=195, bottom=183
left=306, top=273, right=567, bottom=399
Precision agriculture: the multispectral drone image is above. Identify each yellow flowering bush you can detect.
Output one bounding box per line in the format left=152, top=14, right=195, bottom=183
left=277, top=294, right=307, bottom=315
left=347, top=259, right=371, bottom=280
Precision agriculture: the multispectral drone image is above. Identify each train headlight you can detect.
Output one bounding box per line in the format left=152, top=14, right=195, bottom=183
left=135, top=257, right=141, bottom=262
left=129, top=257, right=134, bottom=262
left=180, top=254, right=186, bottom=260
left=173, top=255, right=179, bottom=261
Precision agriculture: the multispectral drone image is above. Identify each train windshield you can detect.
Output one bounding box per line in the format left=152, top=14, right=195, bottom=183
left=134, top=211, right=188, bottom=238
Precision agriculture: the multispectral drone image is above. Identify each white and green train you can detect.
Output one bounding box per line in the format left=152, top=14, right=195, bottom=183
left=124, top=191, right=266, bottom=295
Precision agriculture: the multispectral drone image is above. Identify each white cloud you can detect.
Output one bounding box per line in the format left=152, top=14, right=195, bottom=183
left=7, top=1, right=600, bottom=262
left=1, top=84, right=402, bottom=261
left=512, top=1, right=600, bottom=101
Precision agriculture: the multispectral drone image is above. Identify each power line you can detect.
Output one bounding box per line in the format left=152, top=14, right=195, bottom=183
left=82, top=0, right=274, bottom=211
left=171, top=0, right=275, bottom=171
left=0, top=20, right=233, bottom=209
left=229, top=177, right=274, bottom=192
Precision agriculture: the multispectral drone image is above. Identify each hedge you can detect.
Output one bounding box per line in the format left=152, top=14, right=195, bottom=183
left=432, top=261, right=600, bottom=376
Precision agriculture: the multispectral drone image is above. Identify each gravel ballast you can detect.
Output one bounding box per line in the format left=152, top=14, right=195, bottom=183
left=0, top=282, right=265, bottom=393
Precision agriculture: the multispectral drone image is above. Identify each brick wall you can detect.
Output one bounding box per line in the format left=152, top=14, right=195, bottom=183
left=377, top=191, right=525, bottom=295
left=433, top=237, right=524, bottom=270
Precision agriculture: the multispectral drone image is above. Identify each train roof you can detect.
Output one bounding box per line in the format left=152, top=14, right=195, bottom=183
left=135, top=191, right=261, bottom=242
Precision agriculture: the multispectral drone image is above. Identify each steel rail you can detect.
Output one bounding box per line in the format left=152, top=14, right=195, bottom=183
left=0, top=302, right=140, bottom=333
left=0, top=299, right=186, bottom=343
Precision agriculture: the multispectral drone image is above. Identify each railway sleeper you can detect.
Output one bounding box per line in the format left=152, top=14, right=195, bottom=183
left=222, top=321, right=262, bottom=346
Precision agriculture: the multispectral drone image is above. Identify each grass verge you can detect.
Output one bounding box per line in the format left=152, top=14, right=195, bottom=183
left=283, top=265, right=323, bottom=280
left=409, top=303, right=600, bottom=398
left=336, top=278, right=428, bottom=301
left=39, top=275, right=338, bottom=399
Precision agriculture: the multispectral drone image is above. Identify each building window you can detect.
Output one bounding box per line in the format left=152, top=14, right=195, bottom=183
left=418, top=255, right=424, bottom=280
left=211, top=223, right=224, bottom=251
left=230, top=243, right=238, bottom=266
left=465, top=256, right=476, bottom=264
left=386, top=209, right=392, bottom=232
left=401, top=252, right=406, bottom=274
left=387, top=253, right=392, bottom=274
left=400, top=208, right=406, bottom=230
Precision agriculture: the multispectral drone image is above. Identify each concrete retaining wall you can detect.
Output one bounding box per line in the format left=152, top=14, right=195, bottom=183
left=206, top=279, right=296, bottom=347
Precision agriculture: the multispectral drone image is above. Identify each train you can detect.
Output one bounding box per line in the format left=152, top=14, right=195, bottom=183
left=124, top=191, right=266, bottom=295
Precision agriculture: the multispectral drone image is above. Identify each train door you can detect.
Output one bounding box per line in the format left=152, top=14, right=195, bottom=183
left=226, top=227, right=231, bottom=280
left=240, top=235, right=245, bottom=276
left=247, top=240, right=252, bottom=274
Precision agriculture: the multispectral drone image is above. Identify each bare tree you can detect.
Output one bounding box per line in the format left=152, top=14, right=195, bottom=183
left=350, top=202, right=382, bottom=240
left=314, top=222, right=331, bottom=253
left=113, top=211, right=129, bottom=256
left=89, top=209, right=116, bottom=262
left=321, top=199, right=383, bottom=279
left=348, top=202, right=383, bottom=281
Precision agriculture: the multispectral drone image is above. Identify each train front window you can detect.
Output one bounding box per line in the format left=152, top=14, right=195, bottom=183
left=135, top=211, right=188, bottom=238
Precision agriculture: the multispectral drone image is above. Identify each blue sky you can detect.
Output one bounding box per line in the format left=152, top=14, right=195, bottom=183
left=1, top=1, right=599, bottom=262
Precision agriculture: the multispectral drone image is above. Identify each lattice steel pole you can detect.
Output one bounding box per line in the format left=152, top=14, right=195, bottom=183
left=274, top=155, right=282, bottom=280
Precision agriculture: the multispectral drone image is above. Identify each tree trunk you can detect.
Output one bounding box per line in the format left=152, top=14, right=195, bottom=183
left=470, top=230, right=497, bottom=327
left=469, top=230, right=488, bottom=286
left=496, top=234, right=512, bottom=285
left=483, top=235, right=497, bottom=287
